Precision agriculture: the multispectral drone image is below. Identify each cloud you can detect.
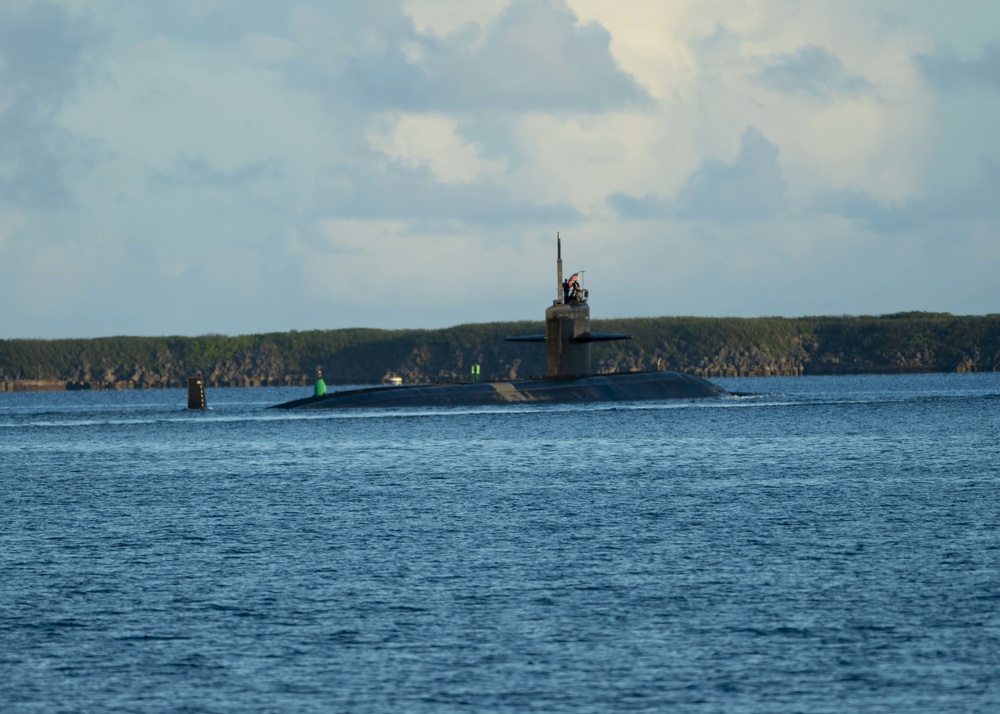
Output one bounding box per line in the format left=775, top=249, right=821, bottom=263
left=607, top=192, right=670, bottom=221
left=312, top=157, right=578, bottom=226
left=916, top=40, right=1000, bottom=93
left=419, top=0, right=650, bottom=111
left=816, top=154, right=1000, bottom=231
left=676, top=127, right=788, bottom=223
left=404, top=0, right=509, bottom=39
left=0, top=2, right=96, bottom=109
left=290, top=0, right=650, bottom=112
left=756, top=45, right=873, bottom=99
left=566, top=0, right=802, bottom=100
left=368, top=114, right=508, bottom=185
left=0, top=2, right=100, bottom=208
left=152, top=155, right=284, bottom=190
left=927, top=155, right=1000, bottom=221
left=108, top=0, right=297, bottom=47
left=609, top=127, right=788, bottom=223
left=815, top=187, right=920, bottom=233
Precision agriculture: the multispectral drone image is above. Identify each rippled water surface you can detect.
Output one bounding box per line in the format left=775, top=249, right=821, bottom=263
left=2, top=374, right=999, bottom=712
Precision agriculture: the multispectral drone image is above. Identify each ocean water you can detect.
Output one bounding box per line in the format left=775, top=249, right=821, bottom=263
left=2, top=373, right=999, bottom=713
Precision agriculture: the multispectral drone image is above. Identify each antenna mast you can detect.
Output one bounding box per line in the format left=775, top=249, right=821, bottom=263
left=556, top=232, right=563, bottom=304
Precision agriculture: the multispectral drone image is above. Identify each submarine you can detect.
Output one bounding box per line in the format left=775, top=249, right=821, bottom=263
left=273, top=235, right=728, bottom=409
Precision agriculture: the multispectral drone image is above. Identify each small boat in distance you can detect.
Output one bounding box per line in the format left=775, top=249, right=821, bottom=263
left=272, top=234, right=728, bottom=409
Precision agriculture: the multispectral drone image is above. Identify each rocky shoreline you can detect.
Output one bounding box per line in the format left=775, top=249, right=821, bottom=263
left=0, top=375, right=315, bottom=392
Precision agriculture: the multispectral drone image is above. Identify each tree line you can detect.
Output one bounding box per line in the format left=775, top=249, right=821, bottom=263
left=2, top=312, right=998, bottom=391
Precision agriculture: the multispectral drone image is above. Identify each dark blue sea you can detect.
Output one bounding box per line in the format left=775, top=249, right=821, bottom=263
left=2, top=373, right=999, bottom=713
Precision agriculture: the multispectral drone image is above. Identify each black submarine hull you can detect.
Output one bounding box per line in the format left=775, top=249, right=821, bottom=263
left=272, top=371, right=728, bottom=410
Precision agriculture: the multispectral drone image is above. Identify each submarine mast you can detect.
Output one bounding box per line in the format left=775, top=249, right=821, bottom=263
left=556, top=232, right=564, bottom=305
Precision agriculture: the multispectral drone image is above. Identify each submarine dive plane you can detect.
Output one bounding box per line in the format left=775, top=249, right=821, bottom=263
left=272, top=235, right=728, bottom=409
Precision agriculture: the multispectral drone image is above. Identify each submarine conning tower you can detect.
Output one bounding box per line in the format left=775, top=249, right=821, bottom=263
left=546, top=234, right=593, bottom=377
left=507, top=233, right=630, bottom=378
left=545, top=301, right=592, bottom=377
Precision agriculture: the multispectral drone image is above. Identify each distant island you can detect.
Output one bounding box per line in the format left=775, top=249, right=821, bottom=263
left=1, top=312, right=998, bottom=392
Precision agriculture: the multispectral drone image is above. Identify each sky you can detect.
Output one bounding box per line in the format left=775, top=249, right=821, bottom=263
left=1, top=0, right=998, bottom=339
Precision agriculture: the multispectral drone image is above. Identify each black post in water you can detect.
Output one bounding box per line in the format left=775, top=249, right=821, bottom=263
left=187, top=375, right=206, bottom=409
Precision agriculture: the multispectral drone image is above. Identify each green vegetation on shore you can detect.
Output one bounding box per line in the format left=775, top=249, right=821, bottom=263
left=2, top=313, right=998, bottom=391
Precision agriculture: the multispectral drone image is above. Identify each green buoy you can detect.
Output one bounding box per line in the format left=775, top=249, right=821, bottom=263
left=314, top=368, right=327, bottom=397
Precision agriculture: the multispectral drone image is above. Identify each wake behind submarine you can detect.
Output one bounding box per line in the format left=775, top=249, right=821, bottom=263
left=273, top=235, right=728, bottom=409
